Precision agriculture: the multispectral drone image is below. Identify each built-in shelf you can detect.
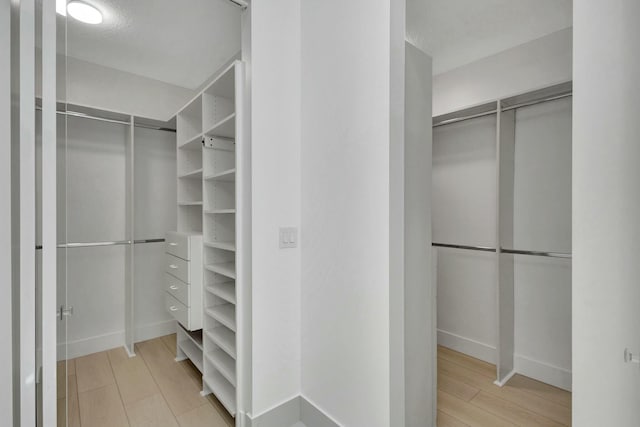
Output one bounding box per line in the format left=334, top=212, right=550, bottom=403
left=205, top=304, right=236, bottom=332
left=178, top=201, right=203, bottom=206
left=204, top=326, right=236, bottom=359
left=204, top=113, right=235, bottom=139
left=203, top=372, right=236, bottom=416
left=205, top=349, right=236, bottom=387
left=204, top=241, right=236, bottom=252
left=179, top=133, right=203, bottom=150
left=204, top=168, right=236, bottom=182
left=204, top=209, right=236, bottom=214
left=178, top=338, right=203, bottom=373
left=205, top=281, right=236, bottom=304
left=205, top=262, right=236, bottom=278
left=178, top=168, right=203, bottom=179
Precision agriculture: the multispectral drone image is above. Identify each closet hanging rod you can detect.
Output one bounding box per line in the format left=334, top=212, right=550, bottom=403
left=35, top=238, right=166, bottom=250
left=433, top=110, right=498, bottom=128
left=35, top=106, right=176, bottom=132
left=500, top=248, right=572, bottom=259
left=432, top=242, right=497, bottom=252
left=501, top=92, right=573, bottom=112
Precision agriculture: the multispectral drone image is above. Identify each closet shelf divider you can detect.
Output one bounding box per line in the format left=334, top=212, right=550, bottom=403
left=203, top=373, right=236, bottom=416
left=178, top=168, right=203, bottom=179
left=205, top=262, right=237, bottom=278
left=205, top=304, right=236, bottom=332
left=204, top=327, right=236, bottom=359
left=204, top=113, right=236, bottom=139
left=205, top=349, right=236, bottom=387
left=205, top=281, right=236, bottom=304
left=204, top=168, right=236, bottom=182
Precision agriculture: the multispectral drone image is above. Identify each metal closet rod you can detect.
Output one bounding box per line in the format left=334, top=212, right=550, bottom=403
left=433, top=91, right=573, bottom=128
left=35, top=238, right=165, bottom=250
left=35, top=106, right=176, bottom=132
left=432, top=242, right=497, bottom=252
left=500, top=248, right=572, bottom=259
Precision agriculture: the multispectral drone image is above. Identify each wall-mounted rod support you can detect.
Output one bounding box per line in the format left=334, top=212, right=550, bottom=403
left=433, top=110, right=498, bottom=128
left=500, top=248, right=572, bottom=259
left=226, top=0, right=248, bottom=9
left=35, top=106, right=176, bottom=132
left=432, top=242, right=497, bottom=252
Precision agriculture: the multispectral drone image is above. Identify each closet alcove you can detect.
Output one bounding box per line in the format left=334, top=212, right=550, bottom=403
left=432, top=82, right=572, bottom=422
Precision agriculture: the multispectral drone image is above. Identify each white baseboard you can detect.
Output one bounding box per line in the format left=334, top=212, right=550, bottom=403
left=437, top=329, right=496, bottom=364
left=514, top=354, right=572, bottom=391
left=246, top=395, right=340, bottom=427
left=58, top=319, right=176, bottom=360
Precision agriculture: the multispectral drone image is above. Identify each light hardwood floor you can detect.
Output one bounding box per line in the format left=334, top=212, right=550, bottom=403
left=437, top=346, right=572, bottom=427
left=57, top=334, right=234, bottom=427
left=58, top=338, right=570, bottom=426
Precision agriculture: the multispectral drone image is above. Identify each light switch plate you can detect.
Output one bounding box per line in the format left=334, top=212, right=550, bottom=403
left=279, top=227, right=298, bottom=249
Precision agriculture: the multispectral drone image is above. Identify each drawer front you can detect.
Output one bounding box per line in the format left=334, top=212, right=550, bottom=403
left=165, top=293, right=189, bottom=328
left=165, top=274, right=190, bottom=306
left=166, top=231, right=190, bottom=260
left=166, top=253, right=189, bottom=283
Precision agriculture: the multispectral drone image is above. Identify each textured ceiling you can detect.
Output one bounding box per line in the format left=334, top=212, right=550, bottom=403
left=407, top=0, right=573, bottom=75
left=64, top=0, right=241, bottom=89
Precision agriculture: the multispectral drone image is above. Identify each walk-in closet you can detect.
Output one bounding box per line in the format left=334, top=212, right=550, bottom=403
left=432, top=85, right=573, bottom=425
left=35, top=1, right=249, bottom=426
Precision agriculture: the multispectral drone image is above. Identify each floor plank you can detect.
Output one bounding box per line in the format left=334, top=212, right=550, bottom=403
left=78, top=383, right=129, bottom=427
left=108, top=347, right=159, bottom=405
left=439, top=357, right=571, bottom=426
left=161, top=334, right=177, bottom=357
left=176, top=403, right=229, bottom=427
left=125, top=393, right=178, bottom=427
left=439, top=391, right=514, bottom=427
left=438, top=346, right=496, bottom=379
left=437, top=410, right=471, bottom=427
left=137, top=338, right=207, bottom=416
left=75, top=351, right=116, bottom=393
left=470, top=391, right=565, bottom=427
left=507, top=374, right=572, bottom=409
left=439, top=373, right=480, bottom=402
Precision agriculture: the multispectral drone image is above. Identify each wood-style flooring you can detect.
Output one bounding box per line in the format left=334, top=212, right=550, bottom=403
left=57, top=334, right=234, bottom=427
left=437, top=346, right=572, bottom=427
left=57, top=337, right=571, bottom=426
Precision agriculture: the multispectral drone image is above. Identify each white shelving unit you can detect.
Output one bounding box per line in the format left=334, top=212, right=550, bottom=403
left=172, top=60, right=246, bottom=418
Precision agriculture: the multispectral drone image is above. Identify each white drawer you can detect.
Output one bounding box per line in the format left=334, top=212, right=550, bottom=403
left=166, top=253, right=189, bottom=283
left=165, top=293, right=189, bottom=329
left=166, top=231, right=191, bottom=260
left=165, top=274, right=189, bottom=306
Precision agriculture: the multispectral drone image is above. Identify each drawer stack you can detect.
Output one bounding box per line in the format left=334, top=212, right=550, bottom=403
left=165, top=231, right=203, bottom=331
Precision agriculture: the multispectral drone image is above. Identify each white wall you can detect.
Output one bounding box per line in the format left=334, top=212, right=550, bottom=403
left=432, top=115, right=498, bottom=363
left=36, top=52, right=195, bottom=121
left=433, top=28, right=572, bottom=116
left=249, top=0, right=302, bottom=418
left=0, top=0, right=12, bottom=421
left=573, top=0, right=640, bottom=424
left=301, top=0, right=393, bottom=425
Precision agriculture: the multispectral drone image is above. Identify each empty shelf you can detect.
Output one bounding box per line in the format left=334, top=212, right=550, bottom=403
left=205, top=349, right=236, bottom=387
left=205, top=326, right=236, bottom=359
left=205, top=304, right=236, bottom=332
left=203, top=372, right=236, bottom=416
left=178, top=168, right=203, bottom=179
left=205, top=281, right=236, bottom=304
left=204, top=208, right=236, bottom=214
left=178, top=201, right=203, bottom=206
left=205, top=262, right=236, bottom=278
left=178, top=338, right=203, bottom=373
left=204, top=168, right=236, bottom=182
left=204, top=241, right=236, bottom=252
left=204, top=113, right=235, bottom=139
left=178, top=133, right=203, bottom=150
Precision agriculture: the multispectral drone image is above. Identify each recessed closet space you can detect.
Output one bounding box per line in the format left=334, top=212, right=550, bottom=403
left=432, top=84, right=573, bottom=425
left=38, top=1, right=247, bottom=425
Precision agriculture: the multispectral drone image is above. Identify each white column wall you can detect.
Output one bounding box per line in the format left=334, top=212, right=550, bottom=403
left=573, top=0, right=640, bottom=424
left=301, top=0, right=393, bottom=425
left=249, top=0, right=302, bottom=417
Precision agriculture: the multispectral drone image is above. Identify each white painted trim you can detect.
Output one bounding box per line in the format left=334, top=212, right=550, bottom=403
left=41, top=0, right=57, bottom=424
left=59, top=320, right=176, bottom=360
left=19, top=0, right=37, bottom=424
left=247, top=395, right=301, bottom=427
left=437, top=329, right=496, bottom=364
left=300, top=395, right=341, bottom=427
left=493, top=369, right=516, bottom=387
left=514, top=354, right=572, bottom=391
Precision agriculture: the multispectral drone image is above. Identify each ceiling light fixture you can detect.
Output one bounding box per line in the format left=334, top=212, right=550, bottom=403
left=66, top=1, right=103, bottom=25
left=56, top=0, right=67, bottom=16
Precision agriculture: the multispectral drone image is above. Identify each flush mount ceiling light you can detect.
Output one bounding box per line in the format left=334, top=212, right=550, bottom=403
left=65, top=1, right=103, bottom=25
